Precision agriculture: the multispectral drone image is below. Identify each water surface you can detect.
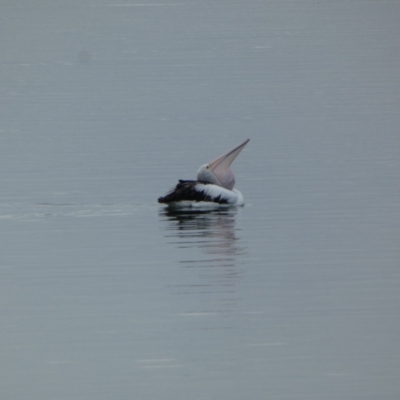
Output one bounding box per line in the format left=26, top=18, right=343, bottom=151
left=1, top=1, right=400, bottom=399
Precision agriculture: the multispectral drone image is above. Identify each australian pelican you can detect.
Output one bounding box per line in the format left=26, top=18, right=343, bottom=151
left=158, top=139, right=250, bottom=207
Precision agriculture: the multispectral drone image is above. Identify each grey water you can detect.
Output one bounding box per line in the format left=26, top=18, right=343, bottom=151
left=1, top=1, right=400, bottom=399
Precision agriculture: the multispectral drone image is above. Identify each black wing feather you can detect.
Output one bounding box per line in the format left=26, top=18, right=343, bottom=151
left=158, top=180, right=229, bottom=204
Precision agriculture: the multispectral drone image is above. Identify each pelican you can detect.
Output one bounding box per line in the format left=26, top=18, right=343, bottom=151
left=158, top=139, right=250, bottom=207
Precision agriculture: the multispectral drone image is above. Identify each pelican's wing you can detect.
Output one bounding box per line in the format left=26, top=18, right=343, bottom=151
left=158, top=180, right=232, bottom=204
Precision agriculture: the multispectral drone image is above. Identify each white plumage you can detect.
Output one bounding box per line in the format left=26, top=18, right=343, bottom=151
left=194, top=184, right=244, bottom=206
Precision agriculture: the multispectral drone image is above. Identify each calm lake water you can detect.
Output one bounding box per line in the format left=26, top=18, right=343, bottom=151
left=1, top=1, right=400, bottom=399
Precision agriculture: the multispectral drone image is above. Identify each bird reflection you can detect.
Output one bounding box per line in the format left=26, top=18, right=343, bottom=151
left=159, top=207, right=245, bottom=257
left=159, top=207, right=247, bottom=313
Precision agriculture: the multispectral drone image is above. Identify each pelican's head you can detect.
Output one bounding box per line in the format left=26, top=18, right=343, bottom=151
left=196, top=139, right=250, bottom=190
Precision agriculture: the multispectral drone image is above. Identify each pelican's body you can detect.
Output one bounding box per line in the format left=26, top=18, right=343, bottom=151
left=158, top=139, right=249, bottom=207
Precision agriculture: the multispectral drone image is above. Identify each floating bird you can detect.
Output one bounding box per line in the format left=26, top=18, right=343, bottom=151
left=158, top=139, right=250, bottom=207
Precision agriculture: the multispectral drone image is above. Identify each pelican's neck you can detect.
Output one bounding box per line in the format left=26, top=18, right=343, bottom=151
left=197, top=164, right=222, bottom=186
